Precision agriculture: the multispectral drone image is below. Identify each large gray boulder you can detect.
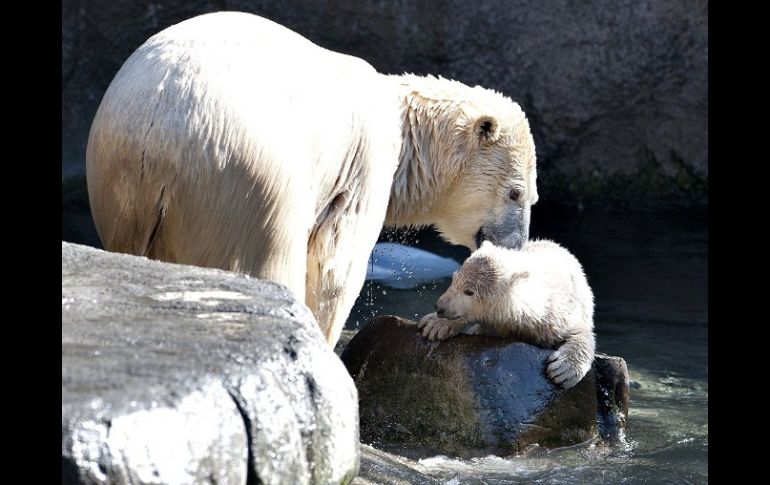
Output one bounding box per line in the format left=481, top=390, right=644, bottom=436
left=341, top=316, right=628, bottom=458
left=61, top=242, right=359, bottom=484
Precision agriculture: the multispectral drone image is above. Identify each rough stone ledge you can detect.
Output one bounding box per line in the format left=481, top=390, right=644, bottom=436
left=62, top=242, right=359, bottom=485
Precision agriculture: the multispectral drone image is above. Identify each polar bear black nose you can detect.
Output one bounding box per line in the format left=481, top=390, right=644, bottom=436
left=436, top=305, right=446, bottom=317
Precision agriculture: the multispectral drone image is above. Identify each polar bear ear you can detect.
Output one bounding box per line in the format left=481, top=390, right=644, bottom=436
left=474, top=116, right=500, bottom=145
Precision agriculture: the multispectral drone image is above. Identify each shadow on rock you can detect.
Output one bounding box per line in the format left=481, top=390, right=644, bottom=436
left=341, top=315, right=629, bottom=458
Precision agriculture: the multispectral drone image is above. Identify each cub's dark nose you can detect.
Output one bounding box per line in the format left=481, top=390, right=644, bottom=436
left=435, top=304, right=446, bottom=317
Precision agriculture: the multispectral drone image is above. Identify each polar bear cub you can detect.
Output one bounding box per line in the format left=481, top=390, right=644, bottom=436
left=418, top=239, right=595, bottom=389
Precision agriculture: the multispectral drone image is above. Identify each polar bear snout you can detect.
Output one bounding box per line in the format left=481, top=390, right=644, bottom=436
left=481, top=204, right=531, bottom=251
left=435, top=296, right=452, bottom=318
left=433, top=302, right=445, bottom=317
left=435, top=303, right=455, bottom=318
left=434, top=290, right=467, bottom=320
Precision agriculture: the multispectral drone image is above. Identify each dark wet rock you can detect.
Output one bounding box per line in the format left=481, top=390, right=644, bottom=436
left=61, top=242, right=359, bottom=484
left=341, top=316, right=600, bottom=458
left=594, top=353, right=631, bottom=442
left=366, top=243, right=459, bottom=290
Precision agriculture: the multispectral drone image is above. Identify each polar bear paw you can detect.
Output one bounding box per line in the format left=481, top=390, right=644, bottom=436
left=417, top=313, right=466, bottom=341
left=545, top=346, right=593, bottom=389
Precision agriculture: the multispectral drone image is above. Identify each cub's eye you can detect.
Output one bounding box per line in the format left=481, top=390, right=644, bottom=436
left=464, top=289, right=475, bottom=296
left=509, top=188, right=522, bottom=201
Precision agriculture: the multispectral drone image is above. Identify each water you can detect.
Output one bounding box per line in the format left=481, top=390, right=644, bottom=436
left=340, top=206, right=708, bottom=483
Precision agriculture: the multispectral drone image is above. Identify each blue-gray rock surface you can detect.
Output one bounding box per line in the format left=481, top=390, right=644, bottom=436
left=61, top=242, right=359, bottom=485
left=341, top=316, right=628, bottom=458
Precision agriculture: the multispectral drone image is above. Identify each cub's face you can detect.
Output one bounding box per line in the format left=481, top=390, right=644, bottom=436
left=434, top=253, right=500, bottom=321
left=435, top=105, right=538, bottom=251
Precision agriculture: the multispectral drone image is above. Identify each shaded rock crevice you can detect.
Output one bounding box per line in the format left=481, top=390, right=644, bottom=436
left=225, top=388, right=259, bottom=485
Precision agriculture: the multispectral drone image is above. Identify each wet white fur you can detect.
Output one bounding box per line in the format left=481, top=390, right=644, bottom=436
left=419, top=240, right=595, bottom=388
left=87, top=12, right=537, bottom=347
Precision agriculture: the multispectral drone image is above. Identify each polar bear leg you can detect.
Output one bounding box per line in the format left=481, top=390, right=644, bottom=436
left=305, top=151, right=397, bottom=346
left=306, top=208, right=388, bottom=345
left=546, top=332, right=596, bottom=389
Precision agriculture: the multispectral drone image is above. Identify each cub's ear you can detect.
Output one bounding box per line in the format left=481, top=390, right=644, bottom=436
left=474, top=115, right=500, bottom=145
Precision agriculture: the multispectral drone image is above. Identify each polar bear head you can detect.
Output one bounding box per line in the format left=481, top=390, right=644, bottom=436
left=443, top=100, right=538, bottom=251
left=434, top=241, right=532, bottom=322
left=389, top=75, right=538, bottom=251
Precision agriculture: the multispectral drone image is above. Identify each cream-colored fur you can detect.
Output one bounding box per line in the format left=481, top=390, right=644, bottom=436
left=87, top=12, right=538, bottom=347
left=418, top=240, right=595, bottom=389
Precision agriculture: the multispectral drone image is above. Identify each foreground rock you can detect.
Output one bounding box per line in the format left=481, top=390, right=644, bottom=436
left=62, top=242, right=358, bottom=484
left=341, top=316, right=629, bottom=458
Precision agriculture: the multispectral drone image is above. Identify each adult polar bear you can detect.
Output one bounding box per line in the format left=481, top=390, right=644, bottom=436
left=87, top=12, right=538, bottom=347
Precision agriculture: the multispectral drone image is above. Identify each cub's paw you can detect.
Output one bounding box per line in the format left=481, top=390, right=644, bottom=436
left=417, top=312, right=438, bottom=330
left=546, top=350, right=591, bottom=389
left=418, top=313, right=463, bottom=341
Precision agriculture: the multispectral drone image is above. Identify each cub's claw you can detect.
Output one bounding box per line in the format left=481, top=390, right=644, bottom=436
left=418, top=313, right=463, bottom=341
left=546, top=350, right=587, bottom=389
left=417, top=312, right=437, bottom=330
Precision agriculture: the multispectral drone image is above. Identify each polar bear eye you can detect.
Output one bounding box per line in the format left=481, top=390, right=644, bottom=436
left=509, top=188, right=522, bottom=201
left=464, top=289, right=475, bottom=296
